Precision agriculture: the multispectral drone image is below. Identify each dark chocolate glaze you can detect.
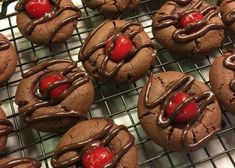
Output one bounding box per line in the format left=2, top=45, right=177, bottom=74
left=15, top=0, right=81, bottom=43
left=223, top=9, right=235, bottom=24
left=0, top=119, right=13, bottom=137
left=20, top=60, right=89, bottom=124
left=51, top=118, right=135, bottom=168
left=172, top=0, right=192, bottom=5
left=153, top=0, right=224, bottom=42
left=144, top=75, right=220, bottom=151
left=0, top=40, right=10, bottom=51
left=79, top=21, right=155, bottom=79
left=0, top=158, right=41, bottom=168
left=217, top=0, right=234, bottom=5
left=153, top=0, right=204, bottom=30
left=223, top=53, right=235, bottom=92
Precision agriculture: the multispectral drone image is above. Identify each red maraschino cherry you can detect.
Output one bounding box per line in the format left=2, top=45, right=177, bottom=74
left=82, top=146, right=113, bottom=168
left=39, top=73, right=70, bottom=99
left=105, top=34, right=134, bottom=62
left=25, top=0, right=52, bottom=19
left=165, top=92, right=198, bottom=123
left=180, top=11, right=204, bottom=29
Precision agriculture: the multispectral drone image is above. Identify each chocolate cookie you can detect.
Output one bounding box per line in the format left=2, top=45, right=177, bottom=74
left=210, top=51, right=235, bottom=115
left=0, top=107, right=13, bottom=152
left=0, top=34, right=17, bottom=84
left=218, top=0, right=235, bottom=33
left=137, top=71, right=222, bottom=152
left=152, top=0, right=224, bottom=56
left=15, top=59, right=94, bottom=132
left=15, top=0, right=81, bottom=45
left=79, top=20, right=156, bottom=83
left=82, top=0, right=139, bottom=16
left=0, top=157, right=41, bottom=168
left=51, top=118, right=137, bottom=168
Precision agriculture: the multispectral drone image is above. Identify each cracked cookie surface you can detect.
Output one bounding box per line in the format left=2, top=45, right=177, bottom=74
left=152, top=0, right=224, bottom=56
left=0, top=33, right=17, bottom=84
left=218, top=0, right=235, bottom=33
left=15, top=59, right=94, bottom=132
left=51, top=118, right=137, bottom=168
left=82, top=0, right=139, bottom=16
left=210, top=51, right=235, bottom=115
left=78, top=20, right=156, bottom=84
left=137, top=71, right=222, bottom=152
left=15, top=0, right=81, bottom=45
left=0, top=107, right=13, bottom=152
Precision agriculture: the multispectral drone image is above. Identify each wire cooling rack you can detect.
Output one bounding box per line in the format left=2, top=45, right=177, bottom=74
left=0, top=0, right=235, bottom=167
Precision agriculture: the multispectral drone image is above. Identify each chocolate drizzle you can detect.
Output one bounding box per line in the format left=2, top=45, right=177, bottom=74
left=15, top=0, right=81, bottom=43
left=20, top=60, right=89, bottom=123
left=0, top=40, right=10, bottom=51
left=144, top=75, right=220, bottom=150
left=0, top=158, right=41, bottom=168
left=0, top=119, right=13, bottom=137
left=223, top=53, right=235, bottom=92
left=79, top=21, right=155, bottom=79
left=153, top=0, right=224, bottom=42
left=172, top=0, right=192, bottom=5
left=223, top=9, right=235, bottom=24
left=51, top=118, right=135, bottom=168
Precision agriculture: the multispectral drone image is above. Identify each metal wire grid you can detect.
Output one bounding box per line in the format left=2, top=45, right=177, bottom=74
left=0, top=0, right=234, bottom=167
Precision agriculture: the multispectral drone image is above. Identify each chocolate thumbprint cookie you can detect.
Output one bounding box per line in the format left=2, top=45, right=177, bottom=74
left=0, top=34, right=17, bottom=84
left=15, top=59, right=94, bottom=132
left=82, top=0, right=139, bottom=16
left=51, top=118, right=137, bottom=168
left=79, top=20, right=156, bottom=83
left=15, top=0, right=81, bottom=44
left=210, top=50, right=235, bottom=115
left=152, top=0, right=224, bottom=56
left=138, top=71, right=222, bottom=152
left=218, top=0, right=235, bottom=33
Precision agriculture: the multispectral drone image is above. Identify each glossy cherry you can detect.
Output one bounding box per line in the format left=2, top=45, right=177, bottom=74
left=82, top=146, right=113, bottom=168
left=25, top=0, right=52, bottom=19
left=180, top=11, right=204, bottom=29
left=39, top=73, right=70, bottom=99
left=105, top=34, right=134, bottom=62
left=165, top=92, right=198, bottom=123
